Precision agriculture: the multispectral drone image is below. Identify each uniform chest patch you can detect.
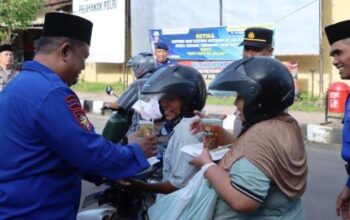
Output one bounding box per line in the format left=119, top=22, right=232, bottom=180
left=65, top=95, right=93, bottom=131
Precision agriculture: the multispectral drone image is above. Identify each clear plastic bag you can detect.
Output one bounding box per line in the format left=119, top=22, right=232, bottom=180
left=148, top=163, right=218, bottom=220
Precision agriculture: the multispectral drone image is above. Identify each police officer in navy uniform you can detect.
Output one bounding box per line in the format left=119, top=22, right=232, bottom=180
left=0, top=12, right=156, bottom=219
left=325, top=20, right=350, bottom=218
left=154, top=41, right=176, bottom=69
left=240, top=27, right=274, bottom=58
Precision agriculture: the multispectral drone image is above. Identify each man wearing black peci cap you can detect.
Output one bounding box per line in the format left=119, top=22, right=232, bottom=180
left=325, top=19, right=350, bottom=218
left=240, top=27, right=274, bottom=58
left=154, top=41, right=176, bottom=69
left=0, top=44, right=17, bottom=91
left=0, top=12, right=156, bottom=219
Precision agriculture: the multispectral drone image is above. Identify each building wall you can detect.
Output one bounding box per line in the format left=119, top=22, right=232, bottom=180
left=78, top=0, right=350, bottom=96
left=273, top=0, right=350, bottom=97
left=81, top=63, right=135, bottom=85
left=277, top=55, right=327, bottom=97
left=322, top=0, right=333, bottom=87
left=325, top=0, right=349, bottom=85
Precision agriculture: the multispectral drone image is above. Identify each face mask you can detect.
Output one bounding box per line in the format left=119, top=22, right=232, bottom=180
left=132, top=98, right=163, bottom=121
left=233, top=110, right=243, bottom=138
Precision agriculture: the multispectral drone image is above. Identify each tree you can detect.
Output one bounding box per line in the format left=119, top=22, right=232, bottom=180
left=0, top=0, right=43, bottom=44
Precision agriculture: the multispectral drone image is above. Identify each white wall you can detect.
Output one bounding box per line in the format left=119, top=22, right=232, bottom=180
left=131, top=0, right=320, bottom=56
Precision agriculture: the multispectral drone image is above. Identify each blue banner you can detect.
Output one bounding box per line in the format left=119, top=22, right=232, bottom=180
left=149, top=26, right=246, bottom=61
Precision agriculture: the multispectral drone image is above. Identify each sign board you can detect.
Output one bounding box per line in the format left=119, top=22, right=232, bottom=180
left=177, top=60, right=233, bottom=79
left=149, top=26, right=246, bottom=61
left=149, top=24, right=273, bottom=76
left=73, top=0, right=125, bottom=63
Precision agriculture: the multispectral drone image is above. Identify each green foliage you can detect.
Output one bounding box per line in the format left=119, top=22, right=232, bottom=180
left=206, top=95, right=234, bottom=106
left=290, top=92, right=325, bottom=112
left=71, top=81, right=125, bottom=96
left=72, top=83, right=325, bottom=113
left=207, top=92, right=325, bottom=113
left=0, top=0, right=43, bottom=43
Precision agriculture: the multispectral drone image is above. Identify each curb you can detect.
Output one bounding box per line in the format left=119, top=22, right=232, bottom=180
left=82, top=99, right=342, bottom=146
left=301, top=124, right=342, bottom=146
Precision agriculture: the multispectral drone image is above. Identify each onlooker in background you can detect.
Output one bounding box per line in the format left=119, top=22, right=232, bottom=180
left=325, top=19, right=350, bottom=219
left=0, top=44, right=17, bottom=91
left=0, top=12, right=156, bottom=219
left=154, top=41, right=176, bottom=69
left=240, top=27, right=274, bottom=58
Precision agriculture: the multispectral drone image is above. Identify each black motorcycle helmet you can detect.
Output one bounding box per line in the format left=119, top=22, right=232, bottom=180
left=127, top=52, right=156, bottom=79
left=209, top=57, right=294, bottom=124
left=141, top=65, right=207, bottom=117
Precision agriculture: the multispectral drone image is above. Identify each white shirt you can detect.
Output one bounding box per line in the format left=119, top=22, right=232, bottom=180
left=162, top=116, right=204, bottom=189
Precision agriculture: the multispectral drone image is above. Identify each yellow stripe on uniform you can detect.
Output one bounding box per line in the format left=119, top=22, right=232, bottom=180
left=244, top=38, right=267, bottom=42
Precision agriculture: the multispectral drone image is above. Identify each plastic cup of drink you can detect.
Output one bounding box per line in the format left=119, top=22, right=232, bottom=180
left=138, top=120, right=154, bottom=137
left=202, top=117, right=223, bottom=149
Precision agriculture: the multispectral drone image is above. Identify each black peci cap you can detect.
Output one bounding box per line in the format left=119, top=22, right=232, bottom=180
left=42, top=12, right=93, bottom=45
left=0, top=44, right=12, bottom=53
left=325, top=20, right=350, bottom=45
left=239, top=27, right=273, bottom=48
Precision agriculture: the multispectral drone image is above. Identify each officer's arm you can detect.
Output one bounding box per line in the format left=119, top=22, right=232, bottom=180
left=34, top=88, right=150, bottom=180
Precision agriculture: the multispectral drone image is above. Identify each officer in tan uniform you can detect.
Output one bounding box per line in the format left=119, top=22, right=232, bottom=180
left=0, top=44, right=17, bottom=91
left=240, top=27, right=274, bottom=58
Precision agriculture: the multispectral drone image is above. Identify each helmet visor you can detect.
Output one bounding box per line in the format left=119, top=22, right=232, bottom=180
left=208, top=57, right=260, bottom=105
left=208, top=89, right=237, bottom=97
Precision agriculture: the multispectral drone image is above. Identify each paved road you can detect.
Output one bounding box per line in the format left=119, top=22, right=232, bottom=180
left=80, top=113, right=346, bottom=219
left=302, top=142, right=344, bottom=219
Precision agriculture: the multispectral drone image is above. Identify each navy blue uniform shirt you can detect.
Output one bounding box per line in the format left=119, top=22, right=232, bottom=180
left=156, top=58, right=176, bottom=69
left=0, top=61, right=150, bottom=219
left=343, top=95, right=350, bottom=186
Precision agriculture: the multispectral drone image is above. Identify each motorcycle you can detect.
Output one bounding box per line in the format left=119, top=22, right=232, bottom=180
left=77, top=84, right=162, bottom=220
left=101, top=77, right=149, bottom=143
left=77, top=167, right=160, bottom=220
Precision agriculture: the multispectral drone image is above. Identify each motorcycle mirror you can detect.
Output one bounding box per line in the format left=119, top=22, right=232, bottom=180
left=105, top=85, right=114, bottom=96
